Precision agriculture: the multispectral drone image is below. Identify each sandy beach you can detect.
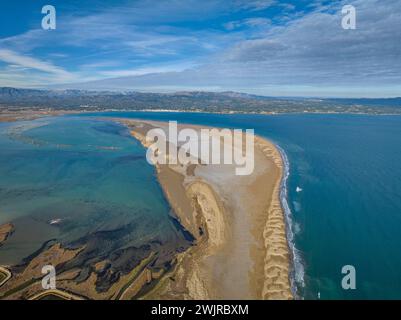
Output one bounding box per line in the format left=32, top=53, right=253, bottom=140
left=121, top=119, right=293, bottom=300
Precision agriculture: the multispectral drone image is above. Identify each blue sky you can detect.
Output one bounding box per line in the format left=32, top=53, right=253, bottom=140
left=0, top=0, right=400, bottom=97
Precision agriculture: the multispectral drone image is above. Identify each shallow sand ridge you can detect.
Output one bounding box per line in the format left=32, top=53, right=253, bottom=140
left=0, top=223, right=14, bottom=246
left=122, top=119, right=293, bottom=300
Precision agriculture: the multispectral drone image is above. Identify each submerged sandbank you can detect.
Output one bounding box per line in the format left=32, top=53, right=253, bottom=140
left=0, top=223, right=14, bottom=246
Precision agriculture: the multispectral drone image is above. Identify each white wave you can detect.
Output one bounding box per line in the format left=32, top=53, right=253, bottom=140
left=49, top=218, right=62, bottom=225
left=276, top=144, right=305, bottom=298
left=293, top=222, right=301, bottom=234
left=293, top=201, right=301, bottom=212
left=296, top=186, right=303, bottom=193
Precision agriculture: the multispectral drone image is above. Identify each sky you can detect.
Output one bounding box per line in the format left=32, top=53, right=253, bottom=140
left=0, top=0, right=400, bottom=97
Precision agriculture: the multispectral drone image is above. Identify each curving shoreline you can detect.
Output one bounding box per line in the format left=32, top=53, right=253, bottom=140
left=122, top=119, right=293, bottom=299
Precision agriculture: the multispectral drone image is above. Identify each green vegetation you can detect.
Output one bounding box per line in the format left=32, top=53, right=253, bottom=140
left=114, top=252, right=156, bottom=300
left=0, top=278, right=37, bottom=299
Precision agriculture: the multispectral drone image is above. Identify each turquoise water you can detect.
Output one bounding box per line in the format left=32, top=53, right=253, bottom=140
left=0, top=117, right=189, bottom=266
left=76, top=112, right=401, bottom=300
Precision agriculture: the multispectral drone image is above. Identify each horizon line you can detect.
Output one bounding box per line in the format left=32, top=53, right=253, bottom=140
left=1, top=86, right=401, bottom=100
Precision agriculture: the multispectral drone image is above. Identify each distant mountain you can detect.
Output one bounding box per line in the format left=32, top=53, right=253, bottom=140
left=0, top=87, right=121, bottom=98
left=1, top=87, right=400, bottom=115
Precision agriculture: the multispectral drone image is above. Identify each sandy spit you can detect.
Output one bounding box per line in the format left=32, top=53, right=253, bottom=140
left=119, top=119, right=292, bottom=300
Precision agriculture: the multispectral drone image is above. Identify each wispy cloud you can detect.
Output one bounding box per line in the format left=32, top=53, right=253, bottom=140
left=0, top=0, right=239, bottom=87
left=99, top=62, right=197, bottom=78
left=0, top=49, right=72, bottom=78
left=224, top=17, right=271, bottom=30
left=220, top=0, right=401, bottom=86
left=235, top=0, right=276, bottom=11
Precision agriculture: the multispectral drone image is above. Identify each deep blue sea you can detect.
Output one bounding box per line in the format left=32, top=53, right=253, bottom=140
left=77, top=112, right=401, bottom=300
left=1, top=112, right=401, bottom=299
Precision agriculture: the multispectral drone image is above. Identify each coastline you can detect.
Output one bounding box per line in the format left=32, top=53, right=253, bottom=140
left=2, top=109, right=400, bottom=126
left=276, top=145, right=304, bottom=297
left=121, top=119, right=293, bottom=299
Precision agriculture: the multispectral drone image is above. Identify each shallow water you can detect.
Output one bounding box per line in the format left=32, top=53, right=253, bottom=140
left=0, top=117, right=188, bottom=265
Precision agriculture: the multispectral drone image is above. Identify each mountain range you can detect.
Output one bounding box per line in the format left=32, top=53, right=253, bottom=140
left=1, top=87, right=400, bottom=114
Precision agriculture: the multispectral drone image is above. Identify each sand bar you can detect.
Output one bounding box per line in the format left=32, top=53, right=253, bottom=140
left=0, top=223, right=14, bottom=246
left=120, top=119, right=293, bottom=300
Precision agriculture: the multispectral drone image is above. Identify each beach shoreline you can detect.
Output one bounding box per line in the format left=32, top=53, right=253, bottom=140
left=120, top=118, right=293, bottom=300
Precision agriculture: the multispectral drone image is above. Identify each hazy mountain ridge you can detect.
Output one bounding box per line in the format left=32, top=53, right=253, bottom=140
left=1, top=87, right=400, bottom=114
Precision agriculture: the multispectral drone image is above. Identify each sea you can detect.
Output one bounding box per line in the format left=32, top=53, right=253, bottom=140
left=1, top=112, right=401, bottom=299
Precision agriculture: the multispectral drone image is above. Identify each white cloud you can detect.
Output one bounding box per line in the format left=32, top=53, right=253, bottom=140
left=99, top=62, right=196, bottom=78
left=224, top=18, right=271, bottom=30
left=65, top=0, right=401, bottom=97
left=235, top=0, right=276, bottom=11
left=0, top=49, right=73, bottom=79
left=219, top=0, right=401, bottom=88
